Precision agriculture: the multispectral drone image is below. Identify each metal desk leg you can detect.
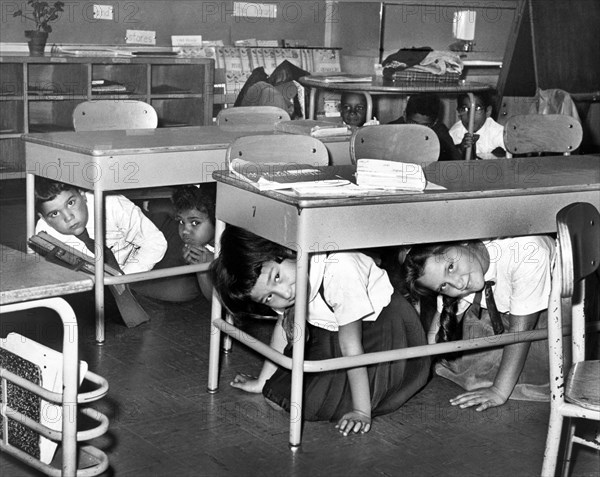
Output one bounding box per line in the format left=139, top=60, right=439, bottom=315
left=94, top=188, right=105, bottom=344
left=26, top=173, right=35, bottom=253
left=465, top=92, right=476, bottom=160
left=308, top=87, right=317, bottom=119
left=363, top=92, right=374, bottom=121
left=289, top=249, right=310, bottom=448
left=208, top=218, right=226, bottom=393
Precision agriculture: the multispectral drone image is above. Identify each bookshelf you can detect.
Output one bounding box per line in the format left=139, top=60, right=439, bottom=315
left=0, top=53, right=214, bottom=179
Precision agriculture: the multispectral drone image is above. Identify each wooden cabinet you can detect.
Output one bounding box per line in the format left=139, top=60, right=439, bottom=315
left=0, top=54, right=214, bottom=179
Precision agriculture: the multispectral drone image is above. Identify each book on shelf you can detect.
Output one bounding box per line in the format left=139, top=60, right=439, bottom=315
left=313, top=73, right=374, bottom=83
left=274, top=119, right=351, bottom=138
left=229, top=159, right=350, bottom=191
left=91, top=79, right=129, bottom=93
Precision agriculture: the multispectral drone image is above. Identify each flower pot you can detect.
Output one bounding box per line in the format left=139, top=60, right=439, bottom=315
left=25, top=30, right=49, bottom=56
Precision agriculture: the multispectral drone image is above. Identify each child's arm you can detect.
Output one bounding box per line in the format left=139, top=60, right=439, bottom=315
left=116, top=196, right=167, bottom=274
left=335, top=320, right=371, bottom=436
left=230, top=316, right=287, bottom=394
left=427, top=311, right=441, bottom=344
left=450, top=311, right=540, bottom=411
left=182, top=243, right=214, bottom=300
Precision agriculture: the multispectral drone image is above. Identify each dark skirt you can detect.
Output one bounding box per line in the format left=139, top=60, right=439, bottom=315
left=263, top=292, right=430, bottom=422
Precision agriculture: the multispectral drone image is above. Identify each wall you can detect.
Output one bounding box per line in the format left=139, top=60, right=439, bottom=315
left=0, top=1, right=327, bottom=46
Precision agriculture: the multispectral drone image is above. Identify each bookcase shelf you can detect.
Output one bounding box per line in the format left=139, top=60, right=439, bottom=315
left=0, top=53, right=214, bottom=179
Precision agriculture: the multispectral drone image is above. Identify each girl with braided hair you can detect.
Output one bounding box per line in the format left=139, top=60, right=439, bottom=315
left=402, top=236, right=554, bottom=411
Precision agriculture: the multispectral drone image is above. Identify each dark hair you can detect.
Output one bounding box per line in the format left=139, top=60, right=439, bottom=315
left=402, top=241, right=480, bottom=343
left=34, top=177, right=78, bottom=212
left=340, top=92, right=366, bottom=105
left=172, top=184, right=216, bottom=225
left=405, top=93, right=441, bottom=121
left=210, top=225, right=296, bottom=318
left=457, top=90, right=495, bottom=110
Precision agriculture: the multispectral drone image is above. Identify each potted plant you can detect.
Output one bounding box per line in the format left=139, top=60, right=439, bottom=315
left=13, top=0, right=65, bottom=56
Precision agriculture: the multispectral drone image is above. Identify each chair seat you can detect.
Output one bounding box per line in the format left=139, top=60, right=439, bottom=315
left=565, top=360, right=600, bottom=411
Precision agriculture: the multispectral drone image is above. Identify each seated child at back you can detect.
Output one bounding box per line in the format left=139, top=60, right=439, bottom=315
left=34, top=177, right=167, bottom=274
left=211, top=225, right=429, bottom=436
left=388, top=93, right=463, bottom=161
left=339, top=92, right=379, bottom=130
left=449, top=91, right=505, bottom=159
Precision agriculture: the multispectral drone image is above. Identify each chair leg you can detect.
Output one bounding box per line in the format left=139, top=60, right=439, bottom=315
left=542, top=408, right=565, bottom=477
left=561, top=418, right=576, bottom=477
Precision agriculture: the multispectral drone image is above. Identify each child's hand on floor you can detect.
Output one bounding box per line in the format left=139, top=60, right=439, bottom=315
left=182, top=243, right=213, bottom=264
left=335, top=410, right=371, bottom=436
left=230, top=372, right=265, bottom=394
left=450, top=385, right=508, bottom=412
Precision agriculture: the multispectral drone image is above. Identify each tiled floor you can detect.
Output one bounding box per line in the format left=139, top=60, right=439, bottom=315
left=1, top=180, right=598, bottom=476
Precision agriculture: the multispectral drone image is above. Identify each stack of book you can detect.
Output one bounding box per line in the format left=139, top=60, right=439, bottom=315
left=91, top=79, right=129, bottom=94
left=274, top=119, right=351, bottom=138
left=356, top=159, right=427, bottom=191
left=229, top=159, right=349, bottom=191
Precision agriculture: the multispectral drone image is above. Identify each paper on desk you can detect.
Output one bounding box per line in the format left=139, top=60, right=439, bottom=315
left=288, top=180, right=445, bottom=197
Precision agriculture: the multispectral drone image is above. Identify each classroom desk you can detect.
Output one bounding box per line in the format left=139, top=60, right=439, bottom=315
left=299, top=76, right=493, bottom=159
left=209, top=155, right=600, bottom=448
left=22, top=126, right=351, bottom=343
left=0, top=245, right=108, bottom=476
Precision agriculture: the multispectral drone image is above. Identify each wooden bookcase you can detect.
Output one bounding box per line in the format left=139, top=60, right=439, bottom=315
left=0, top=53, right=214, bottom=179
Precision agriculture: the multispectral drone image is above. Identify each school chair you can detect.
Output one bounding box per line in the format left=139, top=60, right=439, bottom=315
left=541, top=202, right=600, bottom=477
left=72, top=100, right=158, bottom=131
left=216, top=106, right=291, bottom=132
left=72, top=100, right=174, bottom=202
left=349, top=124, right=440, bottom=165
left=225, top=133, right=329, bottom=168
left=503, top=114, right=583, bottom=158
left=497, top=88, right=581, bottom=127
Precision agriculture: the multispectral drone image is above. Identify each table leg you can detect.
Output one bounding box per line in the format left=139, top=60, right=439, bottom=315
left=26, top=173, right=35, bottom=253
left=363, top=93, right=374, bottom=121
left=94, top=189, right=105, bottom=344
left=465, top=92, right=476, bottom=160
left=289, top=249, right=309, bottom=448
left=308, top=87, right=317, bottom=119
left=208, top=218, right=226, bottom=393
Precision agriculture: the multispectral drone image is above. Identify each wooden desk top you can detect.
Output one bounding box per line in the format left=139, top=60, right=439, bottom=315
left=0, top=245, right=93, bottom=305
left=299, top=76, right=493, bottom=94
left=21, top=125, right=350, bottom=157
left=214, top=155, right=600, bottom=208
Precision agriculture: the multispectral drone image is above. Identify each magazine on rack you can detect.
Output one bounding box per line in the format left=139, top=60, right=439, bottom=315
left=229, top=159, right=350, bottom=191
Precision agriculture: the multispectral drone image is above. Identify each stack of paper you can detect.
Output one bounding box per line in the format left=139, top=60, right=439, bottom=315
left=356, top=159, right=427, bottom=191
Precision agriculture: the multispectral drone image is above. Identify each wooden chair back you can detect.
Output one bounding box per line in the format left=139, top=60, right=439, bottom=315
left=503, top=114, right=583, bottom=157
left=542, top=201, right=600, bottom=477
left=350, top=124, right=440, bottom=165
left=225, top=134, right=329, bottom=168
left=216, top=106, right=290, bottom=131
left=73, top=100, right=158, bottom=131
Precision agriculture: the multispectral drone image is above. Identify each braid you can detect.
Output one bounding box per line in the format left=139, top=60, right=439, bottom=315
left=436, top=296, right=461, bottom=342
